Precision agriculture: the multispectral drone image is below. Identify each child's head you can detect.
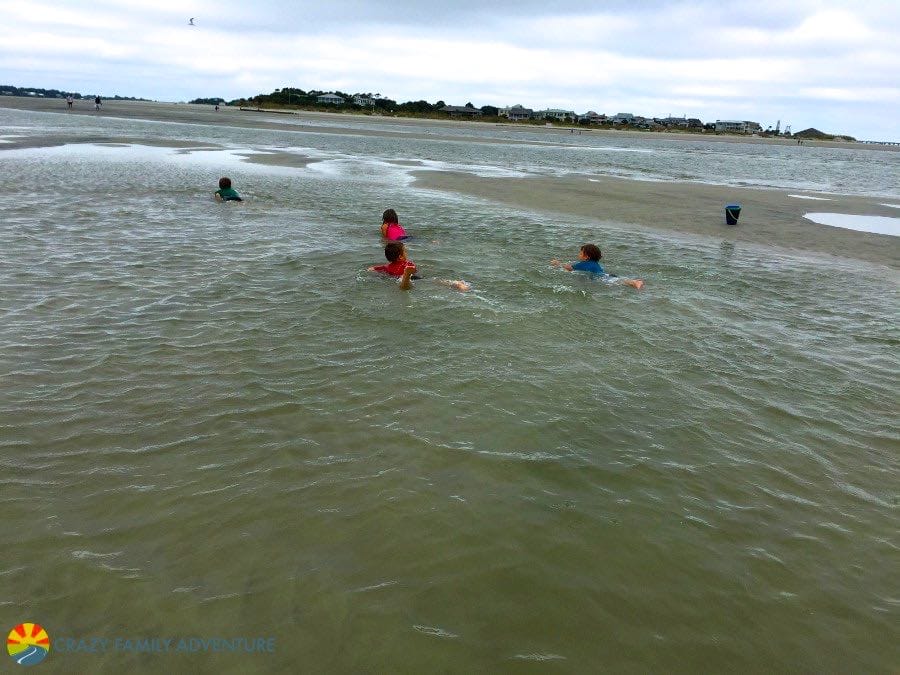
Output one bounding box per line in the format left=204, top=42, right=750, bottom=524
left=218, top=177, right=232, bottom=189
left=580, top=244, right=602, bottom=261
left=382, top=208, right=399, bottom=224
left=384, top=241, right=407, bottom=262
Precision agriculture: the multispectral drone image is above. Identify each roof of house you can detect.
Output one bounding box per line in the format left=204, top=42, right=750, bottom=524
left=441, top=105, right=481, bottom=114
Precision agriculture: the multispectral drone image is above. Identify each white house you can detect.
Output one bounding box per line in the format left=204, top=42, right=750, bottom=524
left=353, top=95, right=375, bottom=106
left=535, top=109, right=576, bottom=121
left=611, top=113, right=635, bottom=123
left=317, top=93, right=345, bottom=105
left=715, top=120, right=761, bottom=133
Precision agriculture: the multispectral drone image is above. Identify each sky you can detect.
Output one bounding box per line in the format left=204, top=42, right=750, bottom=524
left=1, top=0, right=899, bottom=141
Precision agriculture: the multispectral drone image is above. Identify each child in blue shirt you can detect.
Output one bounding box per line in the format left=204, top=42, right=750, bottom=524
left=551, top=243, right=644, bottom=289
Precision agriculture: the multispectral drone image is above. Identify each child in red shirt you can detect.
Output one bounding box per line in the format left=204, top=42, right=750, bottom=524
left=368, top=242, right=469, bottom=292
left=369, top=241, right=417, bottom=288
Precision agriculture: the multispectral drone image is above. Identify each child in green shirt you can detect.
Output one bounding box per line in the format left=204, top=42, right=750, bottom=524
left=214, top=177, right=242, bottom=202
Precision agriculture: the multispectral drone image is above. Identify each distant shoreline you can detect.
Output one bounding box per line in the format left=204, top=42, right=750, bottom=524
left=2, top=96, right=897, bottom=152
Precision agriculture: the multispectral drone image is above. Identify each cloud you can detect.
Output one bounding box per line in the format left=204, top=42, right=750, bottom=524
left=799, top=86, right=900, bottom=104
left=1, top=0, right=899, bottom=139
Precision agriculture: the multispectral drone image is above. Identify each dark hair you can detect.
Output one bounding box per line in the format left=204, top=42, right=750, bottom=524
left=218, top=177, right=232, bottom=189
left=581, top=244, right=602, bottom=261
left=382, top=208, right=399, bottom=224
left=384, top=241, right=405, bottom=262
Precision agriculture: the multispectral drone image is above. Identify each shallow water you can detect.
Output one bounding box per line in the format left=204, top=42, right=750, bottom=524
left=1, top=108, right=898, bottom=672
left=803, top=212, right=900, bottom=236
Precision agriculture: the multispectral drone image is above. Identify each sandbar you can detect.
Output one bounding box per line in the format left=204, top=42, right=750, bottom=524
left=412, top=171, right=900, bottom=268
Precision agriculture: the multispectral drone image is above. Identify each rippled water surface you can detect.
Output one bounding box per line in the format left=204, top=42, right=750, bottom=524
left=1, top=108, right=898, bottom=672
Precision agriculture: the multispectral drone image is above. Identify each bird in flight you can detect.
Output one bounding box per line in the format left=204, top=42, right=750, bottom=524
left=188, top=17, right=195, bottom=25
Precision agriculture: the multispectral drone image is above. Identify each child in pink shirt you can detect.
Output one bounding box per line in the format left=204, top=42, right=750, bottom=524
left=380, top=208, right=409, bottom=241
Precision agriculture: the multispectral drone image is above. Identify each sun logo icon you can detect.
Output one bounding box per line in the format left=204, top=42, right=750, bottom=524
left=7, top=623, right=50, bottom=666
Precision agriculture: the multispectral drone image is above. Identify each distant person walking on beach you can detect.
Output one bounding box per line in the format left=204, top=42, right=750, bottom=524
left=94, top=95, right=101, bottom=111
left=551, top=243, right=644, bottom=289
left=66, top=95, right=73, bottom=110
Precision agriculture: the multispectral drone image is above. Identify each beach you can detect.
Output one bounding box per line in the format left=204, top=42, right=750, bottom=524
left=1, top=97, right=898, bottom=672
left=2, top=96, right=898, bottom=268
left=3, top=95, right=894, bottom=150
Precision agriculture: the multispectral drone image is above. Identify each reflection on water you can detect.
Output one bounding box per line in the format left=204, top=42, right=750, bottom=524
left=719, top=240, right=736, bottom=257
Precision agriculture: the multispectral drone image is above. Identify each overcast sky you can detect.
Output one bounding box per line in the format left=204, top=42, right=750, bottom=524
left=2, top=0, right=899, bottom=140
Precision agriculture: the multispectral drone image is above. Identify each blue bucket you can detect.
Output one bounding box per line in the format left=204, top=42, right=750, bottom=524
left=725, top=204, right=741, bottom=225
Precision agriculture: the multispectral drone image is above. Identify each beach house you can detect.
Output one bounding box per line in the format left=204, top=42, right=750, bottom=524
left=535, top=109, right=577, bottom=121
left=715, top=120, right=762, bottom=133
left=440, top=105, right=482, bottom=118
left=499, top=105, right=534, bottom=121
left=316, top=93, right=345, bottom=105
left=578, top=111, right=606, bottom=124
left=659, top=116, right=690, bottom=128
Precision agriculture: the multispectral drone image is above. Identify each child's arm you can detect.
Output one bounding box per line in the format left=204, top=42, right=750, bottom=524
left=550, top=259, right=574, bottom=271
left=368, top=264, right=415, bottom=290
left=399, top=265, right=416, bottom=290
left=380, top=223, right=389, bottom=237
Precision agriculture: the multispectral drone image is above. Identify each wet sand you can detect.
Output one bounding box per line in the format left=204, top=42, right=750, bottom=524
left=413, top=172, right=900, bottom=268
left=2, top=96, right=898, bottom=267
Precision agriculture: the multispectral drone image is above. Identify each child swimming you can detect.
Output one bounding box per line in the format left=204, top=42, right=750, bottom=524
left=380, top=209, right=409, bottom=241
left=214, top=177, right=243, bottom=202
left=369, top=242, right=470, bottom=292
left=551, top=243, right=644, bottom=289
left=369, top=241, right=418, bottom=289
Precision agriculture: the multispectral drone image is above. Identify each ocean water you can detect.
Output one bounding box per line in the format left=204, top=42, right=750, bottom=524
left=1, top=107, right=898, bottom=672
